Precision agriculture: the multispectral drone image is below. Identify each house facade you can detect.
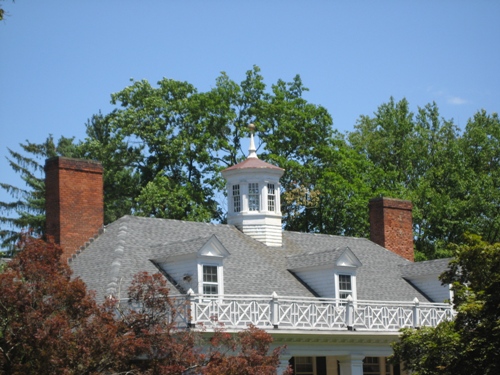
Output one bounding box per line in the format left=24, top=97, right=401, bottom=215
left=44, top=133, right=452, bottom=375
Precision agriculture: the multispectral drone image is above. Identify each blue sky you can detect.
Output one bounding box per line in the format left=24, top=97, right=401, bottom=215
left=1, top=1, right=499, bottom=228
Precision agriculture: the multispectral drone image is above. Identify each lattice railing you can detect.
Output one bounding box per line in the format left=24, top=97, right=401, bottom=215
left=170, top=293, right=453, bottom=332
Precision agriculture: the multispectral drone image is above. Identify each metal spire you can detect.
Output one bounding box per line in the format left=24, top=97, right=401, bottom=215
left=248, top=123, right=258, bottom=158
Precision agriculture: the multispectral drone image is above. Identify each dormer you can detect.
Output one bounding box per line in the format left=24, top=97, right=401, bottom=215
left=287, top=247, right=362, bottom=300
left=151, top=235, right=230, bottom=296
left=221, top=125, right=285, bottom=247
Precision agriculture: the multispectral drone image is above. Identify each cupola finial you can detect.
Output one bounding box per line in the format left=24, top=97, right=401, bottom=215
left=248, top=123, right=258, bottom=159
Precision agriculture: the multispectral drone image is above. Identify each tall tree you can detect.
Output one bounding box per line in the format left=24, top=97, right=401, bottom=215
left=0, top=136, right=79, bottom=254
left=348, top=98, right=484, bottom=259
left=391, top=234, right=500, bottom=374
left=79, top=112, right=142, bottom=223
left=0, top=115, right=140, bottom=252
left=459, top=110, right=500, bottom=244
left=104, top=66, right=350, bottom=229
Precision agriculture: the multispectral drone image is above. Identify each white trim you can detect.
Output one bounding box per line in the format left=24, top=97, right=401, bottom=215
left=334, top=270, right=357, bottom=302
left=197, top=261, right=224, bottom=296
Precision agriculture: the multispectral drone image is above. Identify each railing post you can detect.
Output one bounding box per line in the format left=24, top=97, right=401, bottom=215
left=346, top=295, right=354, bottom=330
left=271, top=291, right=279, bottom=329
left=187, top=288, right=196, bottom=328
left=412, top=297, right=420, bottom=328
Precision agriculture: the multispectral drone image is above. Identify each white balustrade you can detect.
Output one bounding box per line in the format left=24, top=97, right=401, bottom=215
left=131, top=293, right=453, bottom=332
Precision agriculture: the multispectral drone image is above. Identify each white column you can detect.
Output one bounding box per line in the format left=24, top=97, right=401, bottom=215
left=276, top=357, right=291, bottom=374
left=260, top=181, right=266, bottom=211
left=226, top=183, right=231, bottom=212
left=338, top=354, right=364, bottom=375
left=241, top=182, right=249, bottom=212
left=276, top=182, right=282, bottom=214
left=263, top=181, right=269, bottom=212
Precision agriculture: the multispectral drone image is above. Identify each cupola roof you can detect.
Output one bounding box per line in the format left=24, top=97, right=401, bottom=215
left=223, top=157, right=283, bottom=172
left=222, top=123, right=284, bottom=173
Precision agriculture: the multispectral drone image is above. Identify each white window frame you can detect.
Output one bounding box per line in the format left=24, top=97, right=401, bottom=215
left=267, top=183, right=276, bottom=212
left=197, top=261, right=224, bottom=297
left=248, top=182, right=260, bottom=211
left=232, top=184, right=241, bottom=213
left=201, top=264, right=219, bottom=295
left=334, top=269, right=357, bottom=303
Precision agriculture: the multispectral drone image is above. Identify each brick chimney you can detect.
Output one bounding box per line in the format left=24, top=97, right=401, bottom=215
left=369, top=197, right=414, bottom=262
left=45, top=157, right=103, bottom=263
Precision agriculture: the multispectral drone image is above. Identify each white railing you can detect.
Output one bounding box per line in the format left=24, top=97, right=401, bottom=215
left=170, top=293, right=453, bottom=332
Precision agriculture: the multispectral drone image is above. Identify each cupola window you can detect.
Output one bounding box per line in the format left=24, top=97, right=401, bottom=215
left=248, top=183, right=260, bottom=211
left=267, top=183, right=276, bottom=212
left=232, top=184, right=241, bottom=213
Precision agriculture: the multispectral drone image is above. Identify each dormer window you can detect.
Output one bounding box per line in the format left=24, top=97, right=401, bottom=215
left=232, top=184, right=241, bottom=213
left=267, top=183, right=275, bottom=212
left=287, top=246, right=361, bottom=300
left=338, top=274, right=353, bottom=299
left=248, top=183, right=259, bottom=211
left=202, top=265, right=219, bottom=295
left=151, top=235, right=229, bottom=297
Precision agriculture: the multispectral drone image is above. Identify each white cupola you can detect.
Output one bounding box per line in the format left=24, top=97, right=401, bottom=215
left=221, top=124, right=285, bottom=247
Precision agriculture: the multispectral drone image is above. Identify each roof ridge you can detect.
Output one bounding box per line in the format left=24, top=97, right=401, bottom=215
left=284, top=230, right=367, bottom=240
left=105, top=217, right=129, bottom=298
left=153, top=235, right=215, bottom=249
left=286, top=246, right=347, bottom=259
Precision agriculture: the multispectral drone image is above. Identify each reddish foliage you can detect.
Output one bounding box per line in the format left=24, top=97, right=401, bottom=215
left=0, top=236, right=134, bottom=374
left=0, top=236, right=290, bottom=374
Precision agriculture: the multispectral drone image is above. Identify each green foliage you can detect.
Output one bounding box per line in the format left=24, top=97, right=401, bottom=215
left=392, top=234, right=500, bottom=374
left=3, top=69, right=500, bottom=261
left=0, top=135, right=79, bottom=254
left=393, top=323, right=461, bottom=375
left=103, top=66, right=362, bottom=233
left=79, top=112, right=142, bottom=223
left=348, top=98, right=500, bottom=259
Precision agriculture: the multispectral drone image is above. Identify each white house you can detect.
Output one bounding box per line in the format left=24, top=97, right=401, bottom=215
left=44, top=132, right=452, bottom=375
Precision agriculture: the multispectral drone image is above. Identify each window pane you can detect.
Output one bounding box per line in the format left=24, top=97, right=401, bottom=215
left=203, top=265, right=218, bottom=282
left=202, top=265, right=219, bottom=295
left=267, top=183, right=275, bottom=212
left=295, top=357, right=314, bottom=374
left=339, top=274, right=352, bottom=290
left=340, top=292, right=351, bottom=299
left=363, top=357, right=381, bottom=374
left=249, top=183, right=259, bottom=211
left=233, top=185, right=241, bottom=213
left=203, top=284, right=218, bottom=295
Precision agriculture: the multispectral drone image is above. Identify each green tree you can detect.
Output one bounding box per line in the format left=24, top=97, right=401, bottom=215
left=459, top=110, right=500, bottom=244
left=2, top=66, right=347, bottom=249
left=0, top=136, right=79, bottom=254
left=347, top=98, right=498, bottom=260
left=0, top=115, right=140, bottom=251
left=79, top=112, right=142, bottom=223
left=391, top=234, right=500, bottom=374
left=104, top=66, right=352, bottom=230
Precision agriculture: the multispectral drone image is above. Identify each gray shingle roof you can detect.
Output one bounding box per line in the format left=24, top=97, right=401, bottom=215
left=286, top=248, right=346, bottom=269
left=151, top=236, right=215, bottom=259
left=400, top=258, right=451, bottom=278
left=70, top=215, right=430, bottom=303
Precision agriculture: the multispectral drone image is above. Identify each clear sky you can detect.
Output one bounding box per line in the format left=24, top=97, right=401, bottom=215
left=1, top=1, right=499, bottom=223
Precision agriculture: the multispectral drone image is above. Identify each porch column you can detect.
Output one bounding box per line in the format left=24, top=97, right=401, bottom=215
left=276, top=357, right=291, bottom=375
left=338, top=354, right=364, bottom=375
left=326, top=356, right=339, bottom=375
